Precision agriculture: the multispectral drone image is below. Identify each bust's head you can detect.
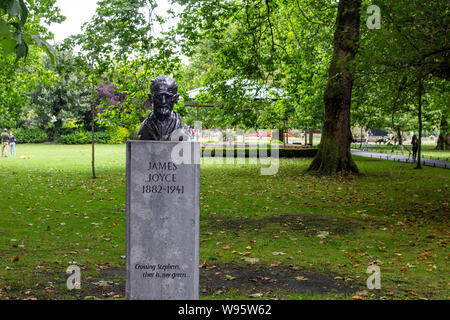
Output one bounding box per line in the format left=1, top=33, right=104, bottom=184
left=150, top=76, right=179, bottom=118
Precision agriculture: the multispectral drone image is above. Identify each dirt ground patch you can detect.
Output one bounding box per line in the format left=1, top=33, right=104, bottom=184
left=1, top=264, right=363, bottom=299
left=203, top=213, right=363, bottom=236
left=85, top=264, right=360, bottom=298
left=0, top=268, right=126, bottom=300
left=200, top=263, right=360, bottom=296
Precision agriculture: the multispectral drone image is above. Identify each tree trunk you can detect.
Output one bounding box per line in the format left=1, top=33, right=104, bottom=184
left=436, top=114, right=448, bottom=150
left=309, top=128, right=313, bottom=146
left=396, top=127, right=404, bottom=152
left=90, top=64, right=97, bottom=179
left=91, top=104, right=96, bottom=179
left=415, top=79, right=423, bottom=169
left=308, top=0, right=361, bottom=175
left=359, top=127, right=363, bottom=148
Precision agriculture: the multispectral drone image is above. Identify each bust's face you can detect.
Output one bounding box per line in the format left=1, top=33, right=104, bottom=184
left=152, top=85, right=179, bottom=118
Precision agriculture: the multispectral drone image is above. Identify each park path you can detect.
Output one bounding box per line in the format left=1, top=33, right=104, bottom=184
left=351, top=149, right=450, bottom=169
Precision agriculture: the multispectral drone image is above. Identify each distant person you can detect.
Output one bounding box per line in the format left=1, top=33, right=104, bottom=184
left=411, top=134, right=419, bottom=160
left=1, top=129, right=9, bottom=157
left=9, top=131, right=16, bottom=156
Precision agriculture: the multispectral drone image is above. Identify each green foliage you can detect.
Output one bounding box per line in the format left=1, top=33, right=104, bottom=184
left=106, top=126, right=129, bottom=144
left=0, top=0, right=62, bottom=61
left=38, top=129, right=113, bottom=145
left=0, top=47, right=55, bottom=127
left=94, top=131, right=111, bottom=144
left=57, top=130, right=89, bottom=144
left=175, top=0, right=333, bottom=131
left=27, top=50, right=91, bottom=132
left=353, top=0, right=449, bottom=137
left=13, top=127, right=47, bottom=143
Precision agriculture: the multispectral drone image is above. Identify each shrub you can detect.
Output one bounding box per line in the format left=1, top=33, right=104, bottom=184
left=201, top=147, right=318, bottom=158
left=94, top=131, right=111, bottom=144
left=107, top=126, right=129, bottom=144
left=57, top=131, right=90, bottom=144
left=13, top=127, right=48, bottom=143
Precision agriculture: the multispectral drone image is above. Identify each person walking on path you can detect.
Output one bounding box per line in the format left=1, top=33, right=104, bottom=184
left=9, top=131, right=16, bottom=156
left=1, top=129, right=9, bottom=157
left=411, top=134, right=419, bottom=161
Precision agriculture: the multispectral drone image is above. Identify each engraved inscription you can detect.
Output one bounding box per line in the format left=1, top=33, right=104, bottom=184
left=141, top=161, right=185, bottom=195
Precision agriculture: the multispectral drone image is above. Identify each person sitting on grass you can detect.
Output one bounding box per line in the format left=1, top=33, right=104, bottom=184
left=9, top=131, right=16, bottom=156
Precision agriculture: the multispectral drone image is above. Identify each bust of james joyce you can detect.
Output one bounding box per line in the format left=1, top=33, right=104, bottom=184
left=138, top=76, right=188, bottom=141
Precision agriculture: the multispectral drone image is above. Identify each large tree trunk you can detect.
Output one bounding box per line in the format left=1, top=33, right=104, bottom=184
left=436, top=113, right=448, bottom=150
left=308, top=0, right=361, bottom=174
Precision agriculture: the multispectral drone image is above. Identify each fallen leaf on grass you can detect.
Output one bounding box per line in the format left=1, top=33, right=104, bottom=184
left=295, top=276, right=309, bottom=281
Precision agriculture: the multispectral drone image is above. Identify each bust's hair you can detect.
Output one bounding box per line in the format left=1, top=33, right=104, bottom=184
left=150, top=76, right=178, bottom=94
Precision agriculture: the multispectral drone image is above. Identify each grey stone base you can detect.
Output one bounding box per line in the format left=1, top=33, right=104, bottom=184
left=126, top=141, right=200, bottom=300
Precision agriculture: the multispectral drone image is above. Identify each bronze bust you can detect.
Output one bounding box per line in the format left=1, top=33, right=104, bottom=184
left=138, top=76, right=188, bottom=141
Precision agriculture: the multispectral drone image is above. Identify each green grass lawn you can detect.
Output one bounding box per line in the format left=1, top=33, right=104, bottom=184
left=0, top=144, right=448, bottom=300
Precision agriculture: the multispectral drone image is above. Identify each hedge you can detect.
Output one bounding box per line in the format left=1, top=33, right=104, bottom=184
left=57, top=130, right=90, bottom=144
left=12, top=128, right=48, bottom=143
left=201, top=147, right=318, bottom=158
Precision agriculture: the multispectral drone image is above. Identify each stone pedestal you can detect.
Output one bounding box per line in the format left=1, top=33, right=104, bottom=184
left=126, top=141, right=200, bottom=300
